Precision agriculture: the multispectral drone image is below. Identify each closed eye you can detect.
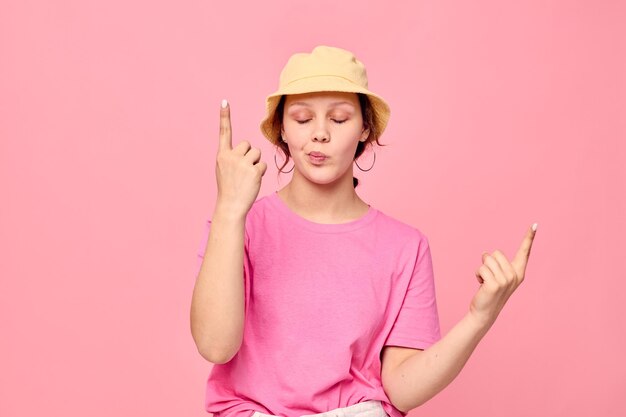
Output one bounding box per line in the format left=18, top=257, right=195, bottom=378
left=296, top=119, right=347, bottom=124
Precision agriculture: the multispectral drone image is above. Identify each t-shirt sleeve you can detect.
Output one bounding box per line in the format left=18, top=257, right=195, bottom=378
left=384, top=235, right=442, bottom=350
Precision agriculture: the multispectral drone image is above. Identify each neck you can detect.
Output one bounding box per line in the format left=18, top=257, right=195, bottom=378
left=278, top=167, right=367, bottom=223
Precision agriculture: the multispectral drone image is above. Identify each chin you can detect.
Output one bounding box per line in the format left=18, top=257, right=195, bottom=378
left=305, top=175, right=335, bottom=185
left=304, top=169, right=350, bottom=186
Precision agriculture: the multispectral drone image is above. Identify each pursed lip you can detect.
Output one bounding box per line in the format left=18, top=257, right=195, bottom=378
left=308, top=151, right=328, bottom=158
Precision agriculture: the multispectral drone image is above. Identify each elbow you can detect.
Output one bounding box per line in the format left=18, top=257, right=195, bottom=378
left=193, top=334, right=241, bottom=364
left=189, top=312, right=243, bottom=364
left=388, top=398, right=418, bottom=415
left=387, top=396, right=411, bottom=414
left=197, top=344, right=236, bottom=365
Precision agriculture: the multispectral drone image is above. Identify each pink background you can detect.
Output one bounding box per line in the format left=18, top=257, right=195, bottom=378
left=1, top=0, right=624, bottom=416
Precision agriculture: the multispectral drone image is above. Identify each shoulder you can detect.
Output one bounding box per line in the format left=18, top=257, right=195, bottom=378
left=371, top=206, right=429, bottom=245
left=241, top=192, right=280, bottom=237
left=245, top=192, right=274, bottom=221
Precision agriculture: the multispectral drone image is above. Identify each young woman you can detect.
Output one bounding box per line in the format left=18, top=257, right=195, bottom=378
left=191, top=45, right=537, bottom=417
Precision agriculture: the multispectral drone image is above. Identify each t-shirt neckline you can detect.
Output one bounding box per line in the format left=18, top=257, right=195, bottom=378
left=268, top=190, right=378, bottom=233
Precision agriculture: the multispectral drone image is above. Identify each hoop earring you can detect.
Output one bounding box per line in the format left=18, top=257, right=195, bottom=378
left=354, top=147, right=376, bottom=172
left=274, top=148, right=294, bottom=173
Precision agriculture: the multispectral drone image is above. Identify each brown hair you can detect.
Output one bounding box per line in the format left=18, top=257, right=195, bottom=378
left=272, top=93, right=387, bottom=188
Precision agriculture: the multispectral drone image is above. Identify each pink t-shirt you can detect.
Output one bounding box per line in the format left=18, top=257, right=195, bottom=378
left=196, top=191, right=441, bottom=417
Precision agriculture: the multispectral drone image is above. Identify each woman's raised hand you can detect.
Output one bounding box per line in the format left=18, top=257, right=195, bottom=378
left=215, top=99, right=267, bottom=217
left=469, top=223, right=538, bottom=329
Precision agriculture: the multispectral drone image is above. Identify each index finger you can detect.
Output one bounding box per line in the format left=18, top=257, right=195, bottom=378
left=512, top=223, right=538, bottom=271
left=219, top=99, right=232, bottom=151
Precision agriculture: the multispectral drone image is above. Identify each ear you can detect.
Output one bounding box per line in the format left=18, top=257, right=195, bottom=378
left=361, top=125, right=371, bottom=142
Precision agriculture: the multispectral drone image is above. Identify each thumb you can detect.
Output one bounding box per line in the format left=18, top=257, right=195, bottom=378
left=482, top=251, right=489, bottom=263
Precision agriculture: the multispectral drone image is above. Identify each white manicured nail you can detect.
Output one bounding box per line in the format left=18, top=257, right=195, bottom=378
left=221, top=99, right=228, bottom=108
left=532, top=223, right=538, bottom=231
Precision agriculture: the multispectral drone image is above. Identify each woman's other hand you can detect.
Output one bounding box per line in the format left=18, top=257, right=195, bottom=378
left=470, top=223, right=538, bottom=328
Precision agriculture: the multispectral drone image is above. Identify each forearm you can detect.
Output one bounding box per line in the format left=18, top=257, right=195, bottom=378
left=386, top=312, right=493, bottom=412
left=190, top=205, right=247, bottom=363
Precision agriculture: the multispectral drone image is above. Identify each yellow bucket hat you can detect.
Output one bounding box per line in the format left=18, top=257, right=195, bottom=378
left=259, top=45, right=391, bottom=145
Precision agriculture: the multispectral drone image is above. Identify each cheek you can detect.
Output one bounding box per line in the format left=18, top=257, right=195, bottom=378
left=331, top=142, right=360, bottom=164
left=280, top=127, right=295, bottom=142
left=283, top=130, right=308, bottom=144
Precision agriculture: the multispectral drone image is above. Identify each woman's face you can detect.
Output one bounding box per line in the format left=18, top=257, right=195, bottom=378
left=281, top=91, right=370, bottom=185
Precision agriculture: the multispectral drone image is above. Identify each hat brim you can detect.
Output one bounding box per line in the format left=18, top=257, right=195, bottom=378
left=259, top=75, right=390, bottom=145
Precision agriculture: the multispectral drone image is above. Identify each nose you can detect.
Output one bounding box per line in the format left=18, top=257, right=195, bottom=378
left=312, top=120, right=330, bottom=142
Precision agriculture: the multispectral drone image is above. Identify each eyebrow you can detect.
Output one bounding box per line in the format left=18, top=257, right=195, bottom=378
left=287, top=101, right=355, bottom=109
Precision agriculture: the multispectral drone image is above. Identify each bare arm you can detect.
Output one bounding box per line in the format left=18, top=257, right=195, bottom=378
left=190, top=99, right=266, bottom=364
left=385, top=224, right=538, bottom=411
left=384, top=312, right=489, bottom=412
left=190, top=204, right=246, bottom=364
